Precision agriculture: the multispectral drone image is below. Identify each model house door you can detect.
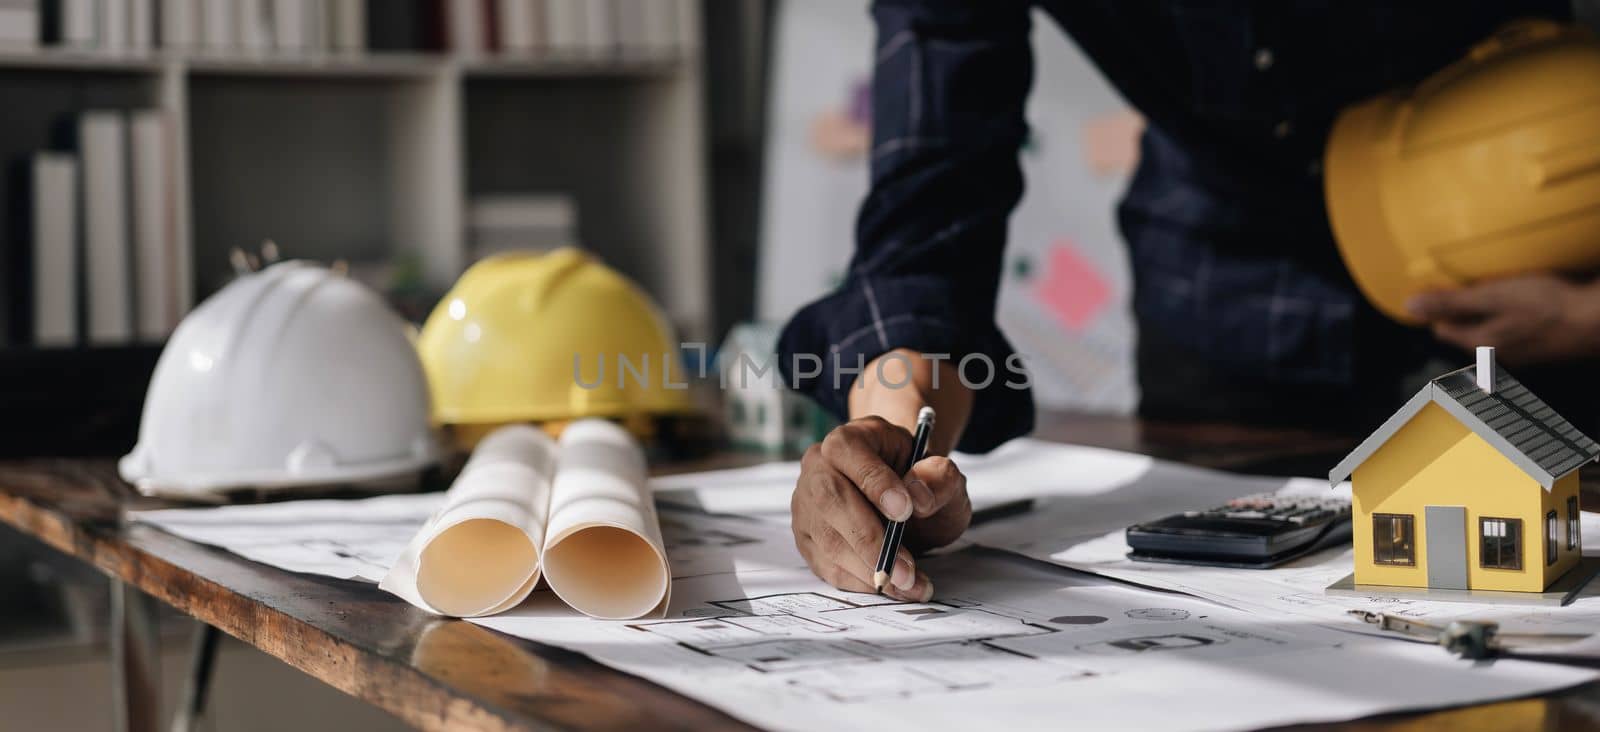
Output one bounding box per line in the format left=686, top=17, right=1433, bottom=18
left=1426, top=506, right=1469, bottom=590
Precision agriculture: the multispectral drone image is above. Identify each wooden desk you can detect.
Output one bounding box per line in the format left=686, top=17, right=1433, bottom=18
left=1, top=413, right=1597, bottom=732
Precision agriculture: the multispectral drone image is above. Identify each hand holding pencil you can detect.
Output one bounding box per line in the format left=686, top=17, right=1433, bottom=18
left=789, top=351, right=974, bottom=601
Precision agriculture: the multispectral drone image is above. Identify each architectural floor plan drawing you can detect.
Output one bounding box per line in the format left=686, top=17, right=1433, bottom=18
left=133, top=494, right=806, bottom=585
left=979, top=487, right=1600, bottom=654
left=628, top=591, right=1065, bottom=700
left=471, top=549, right=1595, bottom=732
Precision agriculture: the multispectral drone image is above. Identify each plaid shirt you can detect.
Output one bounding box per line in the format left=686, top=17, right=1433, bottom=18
left=778, top=0, right=1574, bottom=452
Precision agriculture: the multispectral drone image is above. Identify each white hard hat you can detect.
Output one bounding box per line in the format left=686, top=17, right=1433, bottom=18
left=120, top=261, right=440, bottom=498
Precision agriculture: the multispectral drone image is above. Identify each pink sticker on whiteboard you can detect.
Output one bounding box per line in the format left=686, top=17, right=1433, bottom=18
left=1034, top=240, right=1112, bottom=332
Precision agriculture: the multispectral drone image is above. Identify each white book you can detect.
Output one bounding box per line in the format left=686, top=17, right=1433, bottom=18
left=271, top=0, right=304, bottom=49
left=238, top=0, right=269, bottom=51
left=328, top=0, right=362, bottom=51
left=639, top=0, right=673, bottom=55
left=200, top=0, right=233, bottom=49
left=581, top=0, right=611, bottom=56
left=542, top=0, right=583, bottom=57
left=496, top=0, right=534, bottom=55
left=304, top=0, right=323, bottom=50
left=62, top=0, right=95, bottom=46
left=673, top=0, right=693, bottom=52
left=80, top=111, right=133, bottom=344
left=611, top=0, right=643, bottom=55
left=128, top=0, right=152, bottom=50
left=129, top=110, right=173, bottom=341
left=447, top=0, right=481, bottom=56
left=0, top=1, right=39, bottom=48
left=159, top=0, right=196, bottom=48
left=31, top=154, right=78, bottom=347
left=100, top=0, right=125, bottom=51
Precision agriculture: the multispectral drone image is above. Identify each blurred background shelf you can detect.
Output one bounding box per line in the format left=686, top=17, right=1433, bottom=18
left=0, top=4, right=710, bottom=335
left=0, top=0, right=769, bottom=458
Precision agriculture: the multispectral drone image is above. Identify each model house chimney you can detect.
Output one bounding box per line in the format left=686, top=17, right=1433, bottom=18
left=1476, top=346, right=1496, bottom=393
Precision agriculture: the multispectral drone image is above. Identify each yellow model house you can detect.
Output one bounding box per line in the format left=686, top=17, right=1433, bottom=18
left=1328, top=347, right=1599, bottom=601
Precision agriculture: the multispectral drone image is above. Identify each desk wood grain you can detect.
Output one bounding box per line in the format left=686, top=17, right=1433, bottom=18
left=1, top=414, right=1598, bottom=731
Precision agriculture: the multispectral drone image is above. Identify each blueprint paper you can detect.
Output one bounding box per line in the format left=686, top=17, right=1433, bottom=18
left=471, top=550, right=1597, bottom=732
left=652, top=438, right=1161, bottom=519
left=134, top=497, right=802, bottom=586
left=132, top=492, right=440, bottom=582
left=380, top=425, right=557, bottom=617
left=133, top=446, right=1600, bottom=728
left=378, top=420, right=671, bottom=620
left=538, top=419, right=672, bottom=619
left=971, top=481, right=1600, bottom=654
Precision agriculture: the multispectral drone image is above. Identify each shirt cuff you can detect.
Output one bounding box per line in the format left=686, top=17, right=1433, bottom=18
left=776, top=275, right=1034, bottom=453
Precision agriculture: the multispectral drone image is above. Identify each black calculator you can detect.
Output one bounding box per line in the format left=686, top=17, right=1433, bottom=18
left=1125, top=492, right=1353, bottom=569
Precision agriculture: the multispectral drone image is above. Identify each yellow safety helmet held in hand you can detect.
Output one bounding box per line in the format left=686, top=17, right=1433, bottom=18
left=417, top=248, right=693, bottom=437
left=1325, top=20, right=1600, bottom=324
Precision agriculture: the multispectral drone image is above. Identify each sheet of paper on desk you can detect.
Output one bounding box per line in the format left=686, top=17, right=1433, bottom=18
left=652, top=438, right=1165, bottom=519
left=471, top=549, right=1596, bottom=732
left=970, top=482, right=1600, bottom=654
left=133, top=496, right=803, bottom=586
left=132, top=492, right=440, bottom=582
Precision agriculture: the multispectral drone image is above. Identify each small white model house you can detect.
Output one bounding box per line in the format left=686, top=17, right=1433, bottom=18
left=718, top=322, right=828, bottom=452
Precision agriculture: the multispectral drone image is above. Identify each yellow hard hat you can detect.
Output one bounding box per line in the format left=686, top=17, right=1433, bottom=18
left=1325, top=20, right=1600, bottom=324
left=417, top=248, right=693, bottom=433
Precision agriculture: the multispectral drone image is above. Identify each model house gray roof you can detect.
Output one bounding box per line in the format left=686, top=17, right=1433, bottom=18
left=1329, top=365, right=1600, bottom=489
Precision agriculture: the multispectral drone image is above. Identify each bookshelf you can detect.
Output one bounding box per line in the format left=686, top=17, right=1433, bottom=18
left=0, top=8, right=711, bottom=342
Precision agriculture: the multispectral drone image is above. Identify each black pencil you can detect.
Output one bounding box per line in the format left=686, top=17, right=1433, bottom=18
left=874, top=406, right=935, bottom=593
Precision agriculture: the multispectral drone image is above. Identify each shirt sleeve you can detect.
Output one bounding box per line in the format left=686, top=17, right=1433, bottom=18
left=777, top=0, right=1035, bottom=454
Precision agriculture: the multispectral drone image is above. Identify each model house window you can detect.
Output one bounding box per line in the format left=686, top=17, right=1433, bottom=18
left=1481, top=517, right=1522, bottom=570
left=1372, top=514, right=1415, bottom=566
left=1547, top=510, right=1560, bottom=566
left=1569, top=497, right=1581, bottom=551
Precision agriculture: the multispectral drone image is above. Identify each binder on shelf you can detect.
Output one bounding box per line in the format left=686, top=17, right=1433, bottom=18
left=100, top=0, right=126, bottom=51
left=129, top=110, right=173, bottom=341
left=581, top=0, right=612, bottom=57
left=51, top=0, right=96, bottom=47
left=542, top=0, right=584, bottom=58
left=128, top=0, right=153, bottom=50
left=613, top=0, right=643, bottom=56
left=445, top=0, right=483, bottom=56
left=271, top=0, right=306, bottom=51
left=238, top=0, right=270, bottom=52
left=31, top=154, right=78, bottom=347
left=200, top=0, right=234, bottom=49
left=495, top=0, right=535, bottom=56
left=641, top=0, right=677, bottom=56
left=80, top=111, right=133, bottom=344
left=0, top=0, right=39, bottom=48
left=158, top=0, right=196, bottom=48
left=329, top=0, right=363, bottom=52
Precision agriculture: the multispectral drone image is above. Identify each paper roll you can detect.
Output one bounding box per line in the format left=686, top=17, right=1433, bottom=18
left=380, top=424, right=557, bottom=617
left=541, top=419, right=672, bottom=620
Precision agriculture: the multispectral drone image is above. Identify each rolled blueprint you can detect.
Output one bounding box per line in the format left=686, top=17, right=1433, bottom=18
left=381, top=419, right=670, bottom=620
left=542, top=419, right=672, bottom=620
left=380, top=424, right=557, bottom=617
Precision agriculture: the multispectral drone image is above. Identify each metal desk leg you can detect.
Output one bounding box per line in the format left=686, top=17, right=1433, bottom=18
left=171, top=624, right=220, bottom=732
left=111, top=580, right=161, bottom=732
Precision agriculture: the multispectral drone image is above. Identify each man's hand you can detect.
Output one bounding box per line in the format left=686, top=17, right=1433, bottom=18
left=1408, top=274, right=1600, bottom=365
left=790, top=349, right=975, bottom=600
left=791, top=417, right=969, bottom=601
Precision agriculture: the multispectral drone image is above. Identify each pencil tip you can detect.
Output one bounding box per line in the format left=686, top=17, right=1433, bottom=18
left=872, top=570, right=890, bottom=594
